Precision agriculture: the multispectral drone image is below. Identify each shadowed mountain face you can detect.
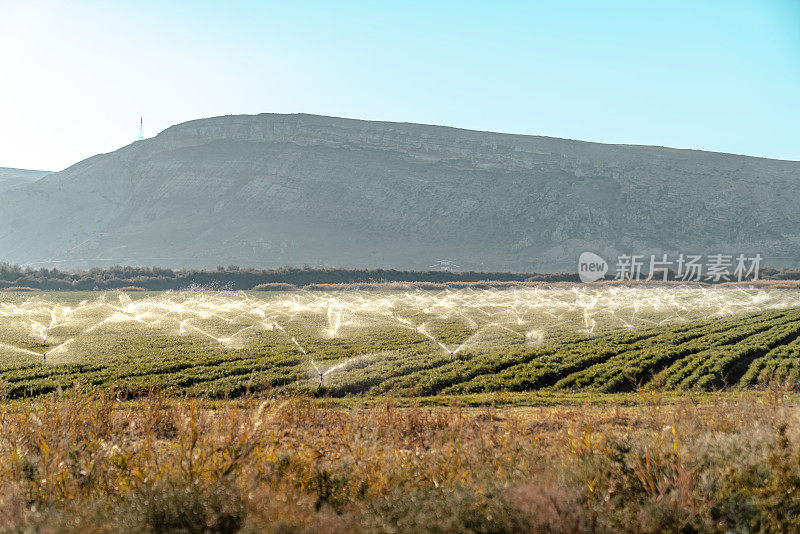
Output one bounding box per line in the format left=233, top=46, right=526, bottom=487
left=0, top=168, right=50, bottom=195
left=0, top=113, right=798, bottom=271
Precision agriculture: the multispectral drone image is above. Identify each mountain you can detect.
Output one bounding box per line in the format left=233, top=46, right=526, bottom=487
left=0, top=113, right=798, bottom=271
left=0, top=167, right=50, bottom=195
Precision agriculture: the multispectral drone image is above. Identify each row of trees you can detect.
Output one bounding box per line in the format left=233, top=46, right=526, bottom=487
left=0, top=263, right=578, bottom=291
left=1, top=262, right=797, bottom=291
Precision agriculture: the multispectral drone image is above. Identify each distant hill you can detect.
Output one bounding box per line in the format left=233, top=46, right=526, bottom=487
left=0, top=167, right=50, bottom=194
left=0, top=114, right=798, bottom=271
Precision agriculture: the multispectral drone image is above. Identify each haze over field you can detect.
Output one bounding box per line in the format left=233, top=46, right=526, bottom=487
left=0, top=114, right=798, bottom=271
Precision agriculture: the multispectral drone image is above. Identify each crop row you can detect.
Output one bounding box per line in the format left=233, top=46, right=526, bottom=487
left=552, top=309, right=800, bottom=392
left=428, top=311, right=795, bottom=395
left=2, top=307, right=800, bottom=398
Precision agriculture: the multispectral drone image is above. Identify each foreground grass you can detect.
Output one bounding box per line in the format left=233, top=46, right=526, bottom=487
left=2, top=390, right=800, bottom=532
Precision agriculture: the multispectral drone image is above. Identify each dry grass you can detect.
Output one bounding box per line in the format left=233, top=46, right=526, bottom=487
left=0, top=287, right=40, bottom=292
left=1, top=389, right=800, bottom=532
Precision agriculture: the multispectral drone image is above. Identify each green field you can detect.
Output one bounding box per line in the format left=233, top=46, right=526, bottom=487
left=1, top=287, right=799, bottom=399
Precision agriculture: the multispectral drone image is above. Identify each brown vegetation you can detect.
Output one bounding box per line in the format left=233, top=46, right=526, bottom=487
left=0, top=287, right=40, bottom=292
left=1, top=389, right=800, bottom=532
left=252, top=283, right=299, bottom=291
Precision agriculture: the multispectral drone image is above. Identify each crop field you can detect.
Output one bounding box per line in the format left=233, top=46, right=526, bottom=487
left=1, top=286, right=799, bottom=399
left=4, top=287, right=800, bottom=532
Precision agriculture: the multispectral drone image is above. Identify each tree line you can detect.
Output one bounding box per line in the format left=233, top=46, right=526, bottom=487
left=0, top=263, right=797, bottom=291
left=0, top=263, right=576, bottom=291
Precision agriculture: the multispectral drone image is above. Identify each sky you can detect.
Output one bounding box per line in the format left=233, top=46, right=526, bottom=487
left=1, top=0, right=799, bottom=171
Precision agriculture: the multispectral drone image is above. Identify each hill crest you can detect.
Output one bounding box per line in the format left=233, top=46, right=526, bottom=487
left=1, top=113, right=798, bottom=271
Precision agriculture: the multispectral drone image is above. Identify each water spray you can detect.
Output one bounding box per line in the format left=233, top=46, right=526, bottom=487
left=310, top=359, right=325, bottom=386
left=1, top=287, right=799, bottom=367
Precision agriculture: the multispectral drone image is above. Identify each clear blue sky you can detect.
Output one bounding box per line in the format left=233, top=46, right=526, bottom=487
left=1, top=0, right=798, bottom=171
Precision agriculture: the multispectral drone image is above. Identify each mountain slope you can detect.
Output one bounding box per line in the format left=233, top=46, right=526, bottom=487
left=0, top=167, right=50, bottom=194
left=0, top=113, right=798, bottom=270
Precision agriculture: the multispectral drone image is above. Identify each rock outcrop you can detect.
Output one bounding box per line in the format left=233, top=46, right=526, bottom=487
left=0, top=113, right=798, bottom=271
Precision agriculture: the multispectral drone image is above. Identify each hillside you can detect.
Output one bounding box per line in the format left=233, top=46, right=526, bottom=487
left=0, top=114, right=798, bottom=270
left=0, top=167, right=50, bottom=195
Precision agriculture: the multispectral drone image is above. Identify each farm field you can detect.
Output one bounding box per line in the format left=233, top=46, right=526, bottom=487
left=1, top=287, right=799, bottom=399
left=3, top=287, right=800, bottom=532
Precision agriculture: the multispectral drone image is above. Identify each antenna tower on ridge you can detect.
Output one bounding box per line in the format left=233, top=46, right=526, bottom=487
left=138, top=117, right=144, bottom=140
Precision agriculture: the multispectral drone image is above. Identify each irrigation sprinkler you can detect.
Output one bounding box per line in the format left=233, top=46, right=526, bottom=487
left=1, top=287, right=798, bottom=370
left=310, top=359, right=324, bottom=386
